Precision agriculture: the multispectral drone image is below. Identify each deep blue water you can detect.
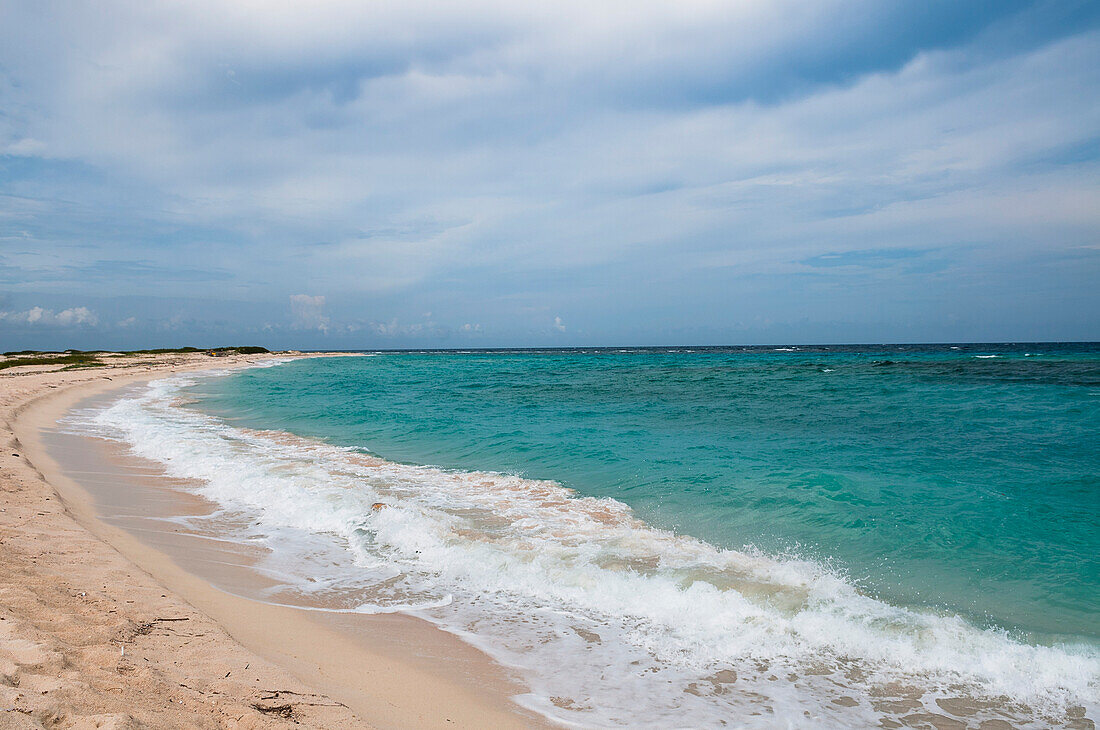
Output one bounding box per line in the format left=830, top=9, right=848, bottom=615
left=190, top=343, right=1100, bottom=644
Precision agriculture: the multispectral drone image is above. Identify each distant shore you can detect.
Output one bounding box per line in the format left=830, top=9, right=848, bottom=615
left=1, top=351, right=541, bottom=729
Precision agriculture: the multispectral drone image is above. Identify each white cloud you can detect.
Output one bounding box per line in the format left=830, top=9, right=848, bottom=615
left=289, top=294, right=329, bottom=333
left=55, top=307, right=97, bottom=325
left=1, top=4, right=1097, bottom=342
left=3, top=137, right=46, bottom=156
left=0, top=306, right=98, bottom=327
left=366, top=318, right=398, bottom=336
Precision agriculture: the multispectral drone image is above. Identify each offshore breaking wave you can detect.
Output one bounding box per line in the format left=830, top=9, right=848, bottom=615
left=69, top=371, right=1099, bottom=728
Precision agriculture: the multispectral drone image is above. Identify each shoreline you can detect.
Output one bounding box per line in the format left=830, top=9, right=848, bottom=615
left=2, top=353, right=544, bottom=729
left=7, top=350, right=1095, bottom=728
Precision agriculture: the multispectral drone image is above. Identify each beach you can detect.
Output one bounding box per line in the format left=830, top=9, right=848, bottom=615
left=1, top=352, right=542, bottom=730
left=5, top=2, right=1097, bottom=726
left=3, top=347, right=1096, bottom=729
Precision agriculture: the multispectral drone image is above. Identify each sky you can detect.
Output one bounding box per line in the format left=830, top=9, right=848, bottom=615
left=1, top=0, right=1099, bottom=350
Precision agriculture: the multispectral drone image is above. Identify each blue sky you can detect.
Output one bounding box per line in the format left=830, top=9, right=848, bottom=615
left=1, top=0, right=1098, bottom=349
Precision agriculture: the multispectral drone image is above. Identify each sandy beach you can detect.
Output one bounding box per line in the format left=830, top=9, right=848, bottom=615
left=1, top=352, right=542, bottom=730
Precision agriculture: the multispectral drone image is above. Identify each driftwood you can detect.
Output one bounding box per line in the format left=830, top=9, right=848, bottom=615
left=251, top=688, right=347, bottom=721
left=252, top=702, right=295, bottom=719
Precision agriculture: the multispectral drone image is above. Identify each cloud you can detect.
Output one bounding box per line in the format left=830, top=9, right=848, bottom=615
left=3, top=137, right=46, bottom=156
left=0, top=306, right=98, bottom=326
left=289, top=294, right=329, bottom=333
left=553, top=316, right=566, bottom=332
left=364, top=317, right=447, bottom=338
left=1, top=3, right=1098, bottom=345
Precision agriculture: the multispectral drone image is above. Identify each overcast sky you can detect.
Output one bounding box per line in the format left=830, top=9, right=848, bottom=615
left=2, top=1, right=1098, bottom=349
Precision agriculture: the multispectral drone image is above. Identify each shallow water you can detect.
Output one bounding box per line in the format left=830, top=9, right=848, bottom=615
left=67, top=345, right=1099, bottom=727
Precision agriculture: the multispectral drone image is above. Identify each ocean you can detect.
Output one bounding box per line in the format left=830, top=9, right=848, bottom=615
left=74, top=344, right=1099, bottom=727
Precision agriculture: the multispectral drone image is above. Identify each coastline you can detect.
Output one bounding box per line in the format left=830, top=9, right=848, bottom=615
left=2, top=352, right=544, bottom=729
left=6, top=349, right=1095, bottom=728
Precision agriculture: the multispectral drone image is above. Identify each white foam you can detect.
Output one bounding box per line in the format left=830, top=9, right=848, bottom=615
left=67, top=372, right=1100, bottom=728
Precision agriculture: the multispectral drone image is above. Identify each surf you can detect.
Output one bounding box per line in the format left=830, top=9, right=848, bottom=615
left=63, top=366, right=1100, bottom=728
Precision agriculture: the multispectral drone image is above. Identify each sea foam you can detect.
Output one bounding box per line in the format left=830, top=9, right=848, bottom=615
left=68, top=371, right=1099, bottom=728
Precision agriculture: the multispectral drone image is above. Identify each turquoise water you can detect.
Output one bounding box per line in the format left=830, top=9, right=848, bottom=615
left=76, top=342, right=1099, bottom=725
left=190, top=343, right=1099, bottom=647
